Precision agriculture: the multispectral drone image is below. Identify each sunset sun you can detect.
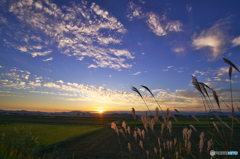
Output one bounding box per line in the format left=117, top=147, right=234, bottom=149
left=97, top=110, right=104, bottom=114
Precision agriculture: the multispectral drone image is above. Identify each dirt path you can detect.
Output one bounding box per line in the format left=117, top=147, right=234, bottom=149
left=38, top=128, right=123, bottom=159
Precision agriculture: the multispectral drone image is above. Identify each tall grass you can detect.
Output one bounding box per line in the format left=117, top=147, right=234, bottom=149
left=111, top=57, right=240, bottom=159
left=0, top=125, right=39, bottom=159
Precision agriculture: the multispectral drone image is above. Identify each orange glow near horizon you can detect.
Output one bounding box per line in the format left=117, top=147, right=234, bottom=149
left=97, top=110, right=105, bottom=114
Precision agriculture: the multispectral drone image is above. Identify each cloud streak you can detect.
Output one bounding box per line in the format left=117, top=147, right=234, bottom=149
left=127, top=2, right=182, bottom=36
left=192, top=17, right=230, bottom=61
left=42, top=57, right=53, bottom=62
left=3, top=0, right=134, bottom=70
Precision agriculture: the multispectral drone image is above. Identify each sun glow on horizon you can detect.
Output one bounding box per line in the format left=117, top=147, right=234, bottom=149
left=97, top=110, right=104, bottom=114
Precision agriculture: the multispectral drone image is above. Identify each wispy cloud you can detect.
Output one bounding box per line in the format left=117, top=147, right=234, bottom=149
left=43, top=82, right=61, bottom=89
left=29, top=81, right=41, bottom=87
left=167, top=66, right=173, bottom=68
left=42, top=57, right=53, bottom=62
left=88, top=64, right=98, bottom=68
left=172, top=47, right=185, bottom=53
left=186, top=5, right=192, bottom=12
left=3, top=0, right=134, bottom=70
left=162, top=69, right=169, bottom=71
left=132, top=71, right=141, bottom=75
left=127, top=2, right=182, bottom=36
left=192, top=17, right=230, bottom=61
left=232, top=36, right=240, bottom=47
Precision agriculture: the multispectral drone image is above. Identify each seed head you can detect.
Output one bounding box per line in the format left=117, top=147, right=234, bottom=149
left=139, top=140, right=143, bottom=149
left=133, top=130, right=137, bottom=142
left=174, top=137, right=177, bottom=146
left=154, top=147, right=157, bottom=155
left=142, top=129, right=145, bottom=140
left=187, top=141, right=191, bottom=155
left=128, top=143, right=131, bottom=152
left=158, top=137, right=161, bottom=147
left=207, top=139, right=212, bottom=151
left=132, top=108, right=136, bottom=120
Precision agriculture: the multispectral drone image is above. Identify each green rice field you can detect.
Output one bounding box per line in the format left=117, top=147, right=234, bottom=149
left=0, top=123, right=102, bottom=147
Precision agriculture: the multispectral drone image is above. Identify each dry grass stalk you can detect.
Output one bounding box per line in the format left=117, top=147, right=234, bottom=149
left=167, top=121, right=172, bottom=135
left=127, top=126, right=130, bottom=135
left=170, top=141, right=172, bottom=151
left=155, top=107, right=159, bottom=121
left=170, top=113, right=178, bottom=122
left=191, top=115, right=200, bottom=123
left=187, top=129, right=192, bottom=141
left=111, top=122, right=119, bottom=136
left=162, top=108, right=169, bottom=123
left=228, top=114, right=240, bottom=123
left=176, top=151, right=178, bottom=159
left=174, top=109, right=181, bottom=116
left=185, top=139, right=187, bottom=148
left=214, top=113, right=233, bottom=130
left=199, top=132, right=205, bottom=154
left=174, top=137, right=177, bottom=146
left=132, top=108, right=136, bottom=120
left=150, top=118, right=155, bottom=132
left=207, top=139, right=212, bottom=151
left=187, top=141, right=191, bottom=155
left=212, top=90, right=220, bottom=109
left=190, top=125, right=197, bottom=132
left=163, top=142, right=166, bottom=150
left=137, top=127, right=142, bottom=137
left=146, top=150, right=149, bottom=159
left=154, top=147, right=157, bottom=155
left=192, top=75, right=205, bottom=97
left=159, top=148, right=162, bottom=158
left=122, top=121, right=127, bottom=132
left=144, top=124, right=148, bottom=133
left=183, top=128, right=188, bottom=141
left=139, top=140, right=143, bottom=149
left=120, top=128, right=126, bottom=139
left=214, top=113, right=222, bottom=121
left=199, top=138, right=204, bottom=154
left=221, top=121, right=233, bottom=131
left=158, top=137, right=161, bottom=147
left=133, top=130, right=137, bottom=142
left=166, top=140, right=170, bottom=151
left=161, top=123, right=164, bottom=136
left=213, top=122, right=220, bottom=135
left=223, top=57, right=240, bottom=72
left=128, top=143, right=131, bottom=153
left=142, top=129, right=145, bottom=140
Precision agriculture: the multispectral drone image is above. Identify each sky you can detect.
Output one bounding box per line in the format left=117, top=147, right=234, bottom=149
left=0, top=0, right=240, bottom=113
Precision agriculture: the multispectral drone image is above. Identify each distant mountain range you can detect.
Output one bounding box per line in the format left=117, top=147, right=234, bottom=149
left=0, top=109, right=239, bottom=117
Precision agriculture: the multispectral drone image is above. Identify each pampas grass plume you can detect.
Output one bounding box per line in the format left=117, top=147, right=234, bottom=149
left=132, top=108, right=136, bottom=120
left=128, top=143, right=131, bottom=152
left=190, top=125, right=197, bottom=132
left=146, top=150, right=149, bottom=159
left=191, top=115, right=200, bottom=123
left=142, top=129, right=145, bottom=139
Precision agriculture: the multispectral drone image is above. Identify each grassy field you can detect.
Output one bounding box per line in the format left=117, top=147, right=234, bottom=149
left=0, top=123, right=103, bottom=148
left=0, top=115, right=126, bottom=126
left=1, top=115, right=240, bottom=158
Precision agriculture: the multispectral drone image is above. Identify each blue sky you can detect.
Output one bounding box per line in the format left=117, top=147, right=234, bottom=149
left=0, top=0, right=240, bottom=113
